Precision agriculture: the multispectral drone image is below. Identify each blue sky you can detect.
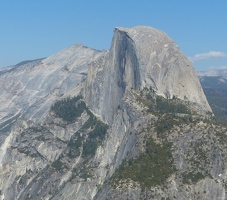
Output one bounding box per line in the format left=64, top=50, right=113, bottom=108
left=1, top=1, right=227, bottom=71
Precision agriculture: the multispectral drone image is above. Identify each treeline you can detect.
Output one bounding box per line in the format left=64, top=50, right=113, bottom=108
left=155, top=96, right=190, bottom=114
left=137, top=87, right=190, bottom=115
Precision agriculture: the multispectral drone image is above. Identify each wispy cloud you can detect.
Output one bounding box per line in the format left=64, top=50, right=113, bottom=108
left=189, top=51, right=227, bottom=62
left=209, top=65, right=227, bottom=70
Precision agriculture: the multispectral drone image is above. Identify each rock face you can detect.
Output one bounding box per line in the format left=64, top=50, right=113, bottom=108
left=84, top=26, right=211, bottom=124
left=123, top=27, right=209, bottom=108
left=0, top=44, right=104, bottom=143
left=0, top=26, right=223, bottom=200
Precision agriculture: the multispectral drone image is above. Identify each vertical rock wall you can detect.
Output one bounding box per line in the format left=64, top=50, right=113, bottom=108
left=84, top=28, right=141, bottom=124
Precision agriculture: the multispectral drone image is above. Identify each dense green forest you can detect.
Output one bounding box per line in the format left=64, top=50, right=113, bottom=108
left=50, top=95, right=86, bottom=122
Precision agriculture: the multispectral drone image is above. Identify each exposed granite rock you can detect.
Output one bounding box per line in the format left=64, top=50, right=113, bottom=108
left=84, top=26, right=211, bottom=125
left=0, top=26, right=223, bottom=200
left=0, top=44, right=104, bottom=126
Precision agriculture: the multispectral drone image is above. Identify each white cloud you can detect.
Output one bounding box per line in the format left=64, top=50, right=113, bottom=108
left=189, top=51, right=227, bottom=62
left=209, top=65, right=227, bottom=70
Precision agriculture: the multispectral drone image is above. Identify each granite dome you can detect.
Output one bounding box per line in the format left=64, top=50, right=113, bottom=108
left=85, top=26, right=212, bottom=124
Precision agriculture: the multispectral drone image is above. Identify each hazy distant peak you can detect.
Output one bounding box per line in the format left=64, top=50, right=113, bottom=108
left=197, top=68, right=227, bottom=77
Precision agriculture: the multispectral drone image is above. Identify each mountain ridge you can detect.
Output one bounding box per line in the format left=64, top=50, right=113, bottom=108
left=197, top=68, right=227, bottom=77
left=198, top=69, right=227, bottom=125
left=0, top=26, right=224, bottom=200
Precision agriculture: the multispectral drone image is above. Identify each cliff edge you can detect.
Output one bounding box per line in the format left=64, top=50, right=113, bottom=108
left=84, top=26, right=212, bottom=124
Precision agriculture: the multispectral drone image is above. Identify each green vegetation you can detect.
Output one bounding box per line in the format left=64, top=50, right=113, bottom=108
left=51, top=94, right=109, bottom=157
left=82, top=119, right=108, bottom=158
left=51, top=160, right=64, bottom=171
left=52, top=95, right=110, bottom=159
left=67, top=134, right=84, bottom=158
left=70, top=162, right=93, bottom=182
left=81, top=111, right=98, bottom=130
left=17, top=148, right=33, bottom=157
left=156, top=96, right=190, bottom=114
left=194, top=146, right=209, bottom=165
left=155, top=114, right=193, bottom=137
left=155, top=117, right=177, bottom=135
left=66, top=112, right=108, bottom=159
left=51, top=95, right=86, bottom=122
left=134, top=87, right=195, bottom=137
left=112, top=138, right=175, bottom=188
left=216, top=130, right=227, bottom=145
left=135, top=87, right=190, bottom=115
left=182, top=171, right=205, bottom=184
left=68, top=134, right=83, bottom=148
left=78, top=165, right=92, bottom=180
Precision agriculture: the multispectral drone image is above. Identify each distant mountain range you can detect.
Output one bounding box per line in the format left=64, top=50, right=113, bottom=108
left=197, top=68, right=227, bottom=76
left=198, top=69, right=227, bottom=124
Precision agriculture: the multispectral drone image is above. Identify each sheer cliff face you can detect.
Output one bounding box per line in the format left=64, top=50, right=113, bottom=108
left=84, top=28, right=141, bottom=123
left=84, top=26, right=211, bottom=124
